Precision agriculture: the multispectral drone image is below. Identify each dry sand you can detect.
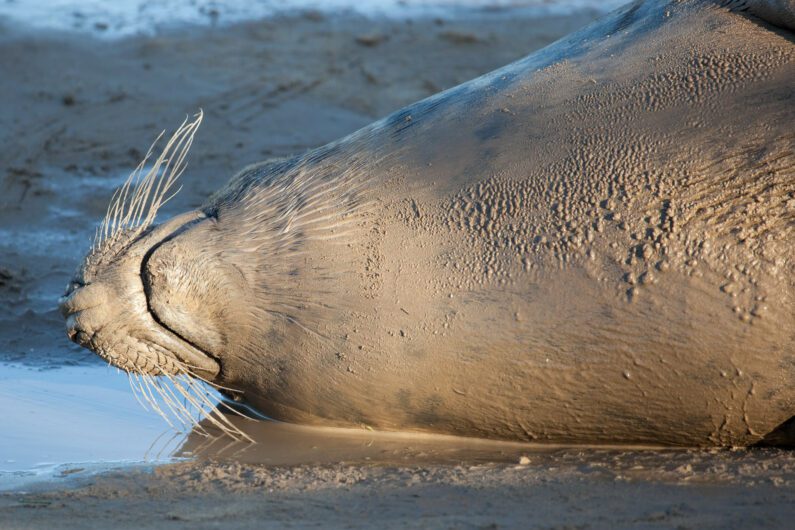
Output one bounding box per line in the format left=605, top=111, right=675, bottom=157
left=1, top=6, right=795, bottom=529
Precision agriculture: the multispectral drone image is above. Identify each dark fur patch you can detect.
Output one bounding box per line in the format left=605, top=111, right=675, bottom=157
left=385, top=83, right=470, bottom=139
left=613, top=0, right=644, bottom=33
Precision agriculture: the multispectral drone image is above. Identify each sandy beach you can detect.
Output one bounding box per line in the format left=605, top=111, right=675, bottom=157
left=1, top=3, right=795, bottom=528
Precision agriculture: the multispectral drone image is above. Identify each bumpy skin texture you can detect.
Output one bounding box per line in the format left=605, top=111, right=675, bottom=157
left=65, top=0, right=794, bottom=446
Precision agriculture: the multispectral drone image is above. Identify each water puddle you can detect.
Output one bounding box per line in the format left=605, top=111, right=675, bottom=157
left=178, top=414, right=549, bottom=468
left=0, top=363, right=183, bottom=490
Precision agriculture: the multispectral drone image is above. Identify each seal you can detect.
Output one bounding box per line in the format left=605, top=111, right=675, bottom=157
left=59, top=0, right=795, bottom=446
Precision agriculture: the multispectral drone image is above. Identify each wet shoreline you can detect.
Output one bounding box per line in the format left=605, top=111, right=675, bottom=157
left=0, top=0, right=623, bottom=39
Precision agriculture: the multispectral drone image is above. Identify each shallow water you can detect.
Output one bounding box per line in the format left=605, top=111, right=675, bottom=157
left=0, top=363, right=185, bottom=490
left=0, top=359, right=576, bottom=492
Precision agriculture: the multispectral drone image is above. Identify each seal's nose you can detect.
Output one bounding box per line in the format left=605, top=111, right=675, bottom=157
left=64, top=312, right=92, bottom=347
left=57, top=282, right=109, bottom=349
left=58, top=280, right=87, bottom=318
left=58, top=289, right=77, bottom=318
left=58, top=294, right=73, bottom=318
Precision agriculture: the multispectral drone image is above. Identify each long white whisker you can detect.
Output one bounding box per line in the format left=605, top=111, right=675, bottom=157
left=91, top=112, right=202, bottom=255
left=140, top=373, right=177, bottom=430
left=165, top=373, right=246, bottom=441
left=128, top=373, right=149, bottom=412
left=182, top=373, right=253, bottom=422
left=152, top=376, right=197, bottom=431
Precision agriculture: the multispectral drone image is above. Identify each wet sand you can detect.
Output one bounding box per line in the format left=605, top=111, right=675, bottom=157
left=2, top=6, right=795, bottom=529
left=4, top=443, right=795, bottom=529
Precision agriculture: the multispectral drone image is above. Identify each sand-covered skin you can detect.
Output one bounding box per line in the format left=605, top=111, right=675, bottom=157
left=57, top=0, right=794, bottom=446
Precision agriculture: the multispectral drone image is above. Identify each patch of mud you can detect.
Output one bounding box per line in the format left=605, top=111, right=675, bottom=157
left=0, top=166, right=134, bottom=367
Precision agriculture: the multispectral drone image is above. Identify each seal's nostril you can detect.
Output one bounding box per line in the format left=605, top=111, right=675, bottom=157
left=65, top=312, right=79, bottom=333
left=75, top=330, right=91, bottom=347
left=58, top=280, right=93, bottom=318
left=58, top=293, right=74, bottom=318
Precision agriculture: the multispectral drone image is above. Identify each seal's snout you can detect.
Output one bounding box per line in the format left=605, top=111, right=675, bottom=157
left=58, top=281, right=83, bottom=318
left=58, top=280, right=94, bottom=318
left=58, top=282, right=109, bottom=349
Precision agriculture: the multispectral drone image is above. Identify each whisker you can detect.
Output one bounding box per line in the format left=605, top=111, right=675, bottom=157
left=128, top=373, right=149, bottom=412
left=183, top=374, right=254, bottom=422
left=91, top=111, right=202, bottom=255
left=152, top=376, right=198, bottom=432
left=140, top=373, right=177, bottom=430
left=165, top=372, right=246, bottom=441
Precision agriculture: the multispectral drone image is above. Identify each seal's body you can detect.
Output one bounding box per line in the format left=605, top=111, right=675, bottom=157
left=61, top=0, right=795, bottom=446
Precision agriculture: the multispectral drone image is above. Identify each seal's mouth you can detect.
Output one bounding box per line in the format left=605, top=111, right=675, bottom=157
left=58, top=279, right=251, bottom=441
left=58, top=258, right=221, bottom=380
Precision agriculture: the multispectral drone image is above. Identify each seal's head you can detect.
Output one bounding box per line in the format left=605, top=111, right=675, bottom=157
left=57, top=113, right=249, bottom=438
left=58, top=113, right=214, bottom=376
left=58, top=212, right=218, bottom=379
